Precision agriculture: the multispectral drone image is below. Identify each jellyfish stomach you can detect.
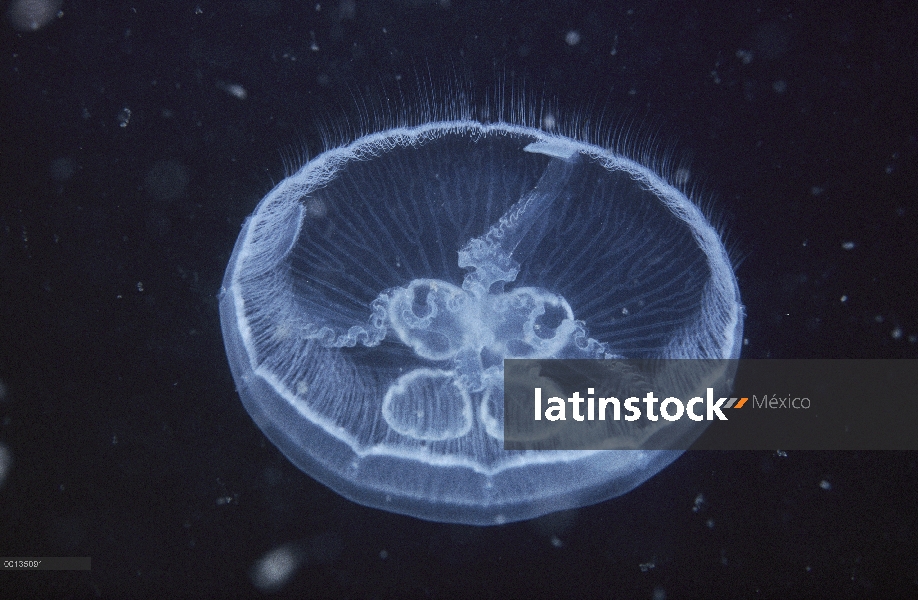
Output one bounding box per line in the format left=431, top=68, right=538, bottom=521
left=379, top=278, right=608, bottom=392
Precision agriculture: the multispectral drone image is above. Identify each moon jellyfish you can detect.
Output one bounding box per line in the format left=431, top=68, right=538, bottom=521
left=219, top=120, right=744, bottom=525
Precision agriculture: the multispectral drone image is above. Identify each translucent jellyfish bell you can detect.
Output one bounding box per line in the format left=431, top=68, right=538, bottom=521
left=219, top=120, right=744, bottom=525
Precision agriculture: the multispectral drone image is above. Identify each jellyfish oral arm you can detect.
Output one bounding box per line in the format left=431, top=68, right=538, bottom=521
left=459, top=150, right=579, bottom=298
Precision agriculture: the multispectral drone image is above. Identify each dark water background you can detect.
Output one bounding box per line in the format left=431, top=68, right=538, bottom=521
left=1, top=0, right=916, bottom=597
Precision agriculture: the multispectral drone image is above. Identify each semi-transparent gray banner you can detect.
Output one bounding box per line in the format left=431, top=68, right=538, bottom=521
left=502, top=359, right=918, bottom=450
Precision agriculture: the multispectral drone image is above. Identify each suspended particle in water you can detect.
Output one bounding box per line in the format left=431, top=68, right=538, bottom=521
left=7, top=0, right=62, bottom=32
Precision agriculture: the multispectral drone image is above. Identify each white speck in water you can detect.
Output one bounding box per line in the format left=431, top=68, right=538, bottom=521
left=692, top=493, right=705, bottom=512
left=219, top=82, right=248, bottom=100
left=117, top=107, right=132, bottom=128
left=565, top=30, right=581, bottom=46
left=251, top=545, right=302, bottom=593
left=7, top=0, right=62, bottom=32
